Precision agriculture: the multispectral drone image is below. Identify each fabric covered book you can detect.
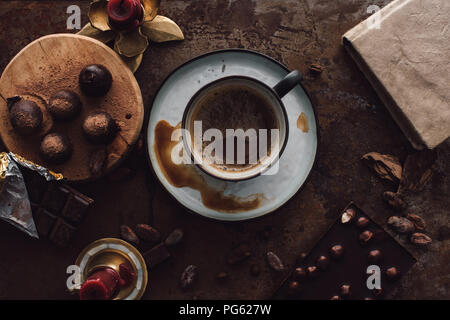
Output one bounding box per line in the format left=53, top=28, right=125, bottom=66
left=343, top=0, right=449, bottom=149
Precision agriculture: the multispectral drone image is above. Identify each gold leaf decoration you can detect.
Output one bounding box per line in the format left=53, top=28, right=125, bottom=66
left=89, top=0, right=111, bottom=31
left=142, top=0, right=161, bottom=22
left=77, top=23, right=116, bottom=43
left=121, top=53, right=144, bottom=73
left=141, top=15, right=184, bottom=42
left=114, top=28, right=149, bottom=57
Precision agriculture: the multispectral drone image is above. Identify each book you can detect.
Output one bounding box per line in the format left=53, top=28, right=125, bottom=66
left=343, top=0, right=450, bottom=150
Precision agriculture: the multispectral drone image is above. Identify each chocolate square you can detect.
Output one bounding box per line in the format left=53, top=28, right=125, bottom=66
left=23, top=170, right=47, bottom=203
left=143, top=243, right=171, bottom=269
left=49, top=218, right=76, bottom=247
left=41, top=183, right=69, bottom=213
left=61, top=194, right=91, bottom=224
left=34, top=209, right=56, bottom=237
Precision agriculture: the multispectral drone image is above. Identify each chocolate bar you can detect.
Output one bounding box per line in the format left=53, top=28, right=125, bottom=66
left=143, top=243, right=171, bottom=269
left=22, top=168, right=93, bottom=247
left=273, top=202, right=416, bottom=300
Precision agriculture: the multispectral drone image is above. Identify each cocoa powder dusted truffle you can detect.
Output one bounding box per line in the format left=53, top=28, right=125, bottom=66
left=48, top=90, right=82, bottom=120
left=8, top=97, right=43, bottom=135
left=40, top=133, right=73, bottom=164
left=79, top=64, right=113, bottom=97
left=82, top=111, right=118, bottom=144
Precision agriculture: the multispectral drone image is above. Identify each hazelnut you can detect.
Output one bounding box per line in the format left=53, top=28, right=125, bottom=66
left=40, top=133, right=72, bottom=164
left=368, top=250, right=382, bottom=264
left=356, top=217, right=370, bottom=229
left=341, top=207, right=356, bottom=224
left=82, top=111, right=118, bottom=144
left=306, top=266, right=319, bottom=278
left=385, top=267, right=399, bottom=280
left=359, top=230, right=374, bottom=245
left=79, top=64, right=113, bottom=97
left=329, top=245, right=344, bottom=259
left=48, top=90, right=82, bottom=120
left=316, top=255, right=330, bottom=271
left=340, top=284, right=351, bottom=297
left=292, top=267, right=306, bottom=280
left=8, top=97, right=43, bottom=135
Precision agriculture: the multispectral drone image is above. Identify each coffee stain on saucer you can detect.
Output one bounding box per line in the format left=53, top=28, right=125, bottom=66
left=154, top=120, right=263, bottom=213
left=297, top=112, right=309, bottom=133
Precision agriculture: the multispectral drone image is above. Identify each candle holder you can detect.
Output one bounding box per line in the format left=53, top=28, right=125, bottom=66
left=78, top=0, right=184, bottom=73
left=74, top=238, right=148, bottom=300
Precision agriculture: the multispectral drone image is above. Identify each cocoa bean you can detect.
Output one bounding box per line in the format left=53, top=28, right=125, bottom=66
left=165, top=228, right=184, bottom=247
left=89, top=148, right=107, bottom=176
left=309, top=64, right=323, bottom=75
left=387, top=216, right=415, bottom=234
left=250, top=264, right=260, bottom=277
left=120, top=225, right=139, bottom=245
left=135, top=224, right=161, bottom=243
left=410, top=233, right=432, bottom=246
left=406, top=214, right=426, bottom=231
left=383, top=191, right=407, bottom=211
left=215, top=272, right=229, bottom=282
left=227, top=244, right=252, bottom=265
left=266, top=251, right=284, bottom=271
left=180, top=265, right=198, bottom=289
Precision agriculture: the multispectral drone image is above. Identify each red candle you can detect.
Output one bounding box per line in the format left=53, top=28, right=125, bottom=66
left=79, top=267, right=120, bottom=300
left=107, top=0, right=144, bottom=31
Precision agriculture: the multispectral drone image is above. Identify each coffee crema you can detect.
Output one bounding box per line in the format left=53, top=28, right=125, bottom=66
left=189, top=84, right=280, bottom=173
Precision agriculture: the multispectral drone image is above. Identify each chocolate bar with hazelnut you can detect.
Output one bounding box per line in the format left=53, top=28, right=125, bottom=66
left=273, top=202, right=416, bottom=300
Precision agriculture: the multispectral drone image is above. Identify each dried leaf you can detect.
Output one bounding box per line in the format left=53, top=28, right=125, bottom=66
left=77, top=23, right=116, bottom=43
left=141, top=15, right=184, bottom=43
left=89, top=0, right=111, bottom=32
left=121, top=53, right=143, bottom=73
left=361, top=152, right=402, bottom=183
left=398, top=150, right=437, bottom=194
left=114, top=28, right=149, bottom=57
left=142, top=0, right=161, bottom=22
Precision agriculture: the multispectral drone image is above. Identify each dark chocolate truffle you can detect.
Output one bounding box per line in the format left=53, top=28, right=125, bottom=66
left=8, top=97, right=43, bottom=135
left=79, top=64, right=113, bottom=97
left=340, top=284, right=351, bottom=297
left=306, top=266, right=319, bottom=278
left=368, top=249, right=382, bottom=263
left=40, top=133, right=73, bottom=164
left=82, top=111, right=118, bottom=144
left=48, top=90, right=82, bottom=120
left=385, top=267, right=399, bottom=280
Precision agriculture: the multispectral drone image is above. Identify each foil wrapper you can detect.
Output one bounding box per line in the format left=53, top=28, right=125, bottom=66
left=0, top=152, right=63, bottom=239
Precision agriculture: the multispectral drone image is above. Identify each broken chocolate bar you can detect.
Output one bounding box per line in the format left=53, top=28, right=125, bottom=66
left=22, top=168, right=93, bottom=246
left=143, top=243, right=171, bottom=269
left=273, top=202, right=416, bottom=300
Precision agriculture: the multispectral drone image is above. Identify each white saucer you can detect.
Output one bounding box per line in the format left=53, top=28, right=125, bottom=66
left=147, top=49, right=318, bottom=221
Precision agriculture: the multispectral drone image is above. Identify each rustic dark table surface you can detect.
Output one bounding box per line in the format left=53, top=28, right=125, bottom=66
left=0, top=0, right=448, bottom=299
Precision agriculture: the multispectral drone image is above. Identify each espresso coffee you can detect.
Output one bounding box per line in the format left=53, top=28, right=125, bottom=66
left=189, top=84, right=279, bottom=172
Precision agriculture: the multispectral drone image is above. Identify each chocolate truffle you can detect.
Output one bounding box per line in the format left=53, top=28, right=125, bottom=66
left=288, top=281, right=301, bottom=294
left=82, top=111, right=118, bottom=144
left=48, top=90, right=82, bottom=120
left=8, top=97, right=43, bottom=135
left=79, top=64, right=113, bottom=97
left=316, top=255, right=330, bottom=271
left=40, top=133, right=73, bottom=164
left=329, top=244, right=344, bottom=259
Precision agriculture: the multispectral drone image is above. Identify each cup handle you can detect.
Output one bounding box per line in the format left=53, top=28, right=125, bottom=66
left=273, top=70, right=302, bottom=98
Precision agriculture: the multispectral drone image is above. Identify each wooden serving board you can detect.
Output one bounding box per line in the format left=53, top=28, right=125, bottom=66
left=0, top=34, right=144, bottom=182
